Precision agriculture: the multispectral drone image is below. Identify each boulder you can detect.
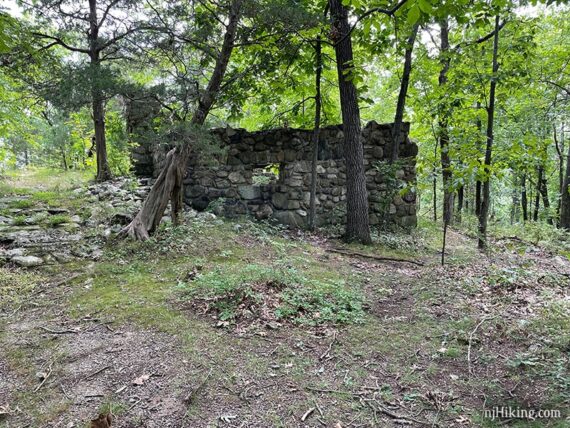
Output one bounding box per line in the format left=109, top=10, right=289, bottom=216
left=12, top=255, right=44, bottom=267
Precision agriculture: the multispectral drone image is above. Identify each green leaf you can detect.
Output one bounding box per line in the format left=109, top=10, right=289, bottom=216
left=418, top=0, right=433, bottom=14
left=407, top=4, right=421, bottom=25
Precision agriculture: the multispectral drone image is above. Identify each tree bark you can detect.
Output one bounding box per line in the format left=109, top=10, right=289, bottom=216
left=309, top=36, right=322, bottom=231
left=438, top=18, right=454, bottom=227
left=560, top=127, right=570, bottom=228
left=456, top=185, right=464, bottom=223
left=532, top=167, right=542, bottom=221
left=390, top=23, right=419, bottom=162
left=475, top=101, right=483, bottom=216
left=329, top=0, right=371, bottom=244
left=89, top=0, right=112, bottom=182
left=538, top=165, right=552, bottom=224
left=554, top=124, right=563, bottom=223
left=478, top=15, right=501, bottom=250
left=120, top=0, right=242, bottom=240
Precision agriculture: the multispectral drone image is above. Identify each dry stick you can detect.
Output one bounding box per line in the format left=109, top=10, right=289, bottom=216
left=39, top=326, right=79, bottom=334
left=467, top=316, right=496, bottom=376
left=365, top=399, right=428, bottom=426
left=83, top=365, right=110, bottom=381
left=184, top=369, right=213, bottom=403
left=34, top=361, right=54, bottom=393
left=301, top=407, right=315, bottom=422
left=327, top=248, right=424, bottom=267
left=319, top=332, right=337, bottom=360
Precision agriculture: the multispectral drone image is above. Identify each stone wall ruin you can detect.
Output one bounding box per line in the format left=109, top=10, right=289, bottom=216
left=130, top=118, right=418, bottom=229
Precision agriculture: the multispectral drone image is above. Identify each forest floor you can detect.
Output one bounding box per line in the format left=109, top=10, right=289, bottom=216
left=0, top=169, right=569, bottom=428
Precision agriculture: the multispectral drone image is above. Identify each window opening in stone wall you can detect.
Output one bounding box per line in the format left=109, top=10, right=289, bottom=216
left=252, top=163, right=281, bottom=185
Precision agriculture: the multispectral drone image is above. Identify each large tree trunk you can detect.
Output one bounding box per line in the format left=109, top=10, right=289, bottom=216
left=329, top=0, right=371, bottom=244
left=89, top=0, right=112, bottom=182
left=560, top=130, right=570, bottom=228
left=390, top=24, right=419, bottom=162
left=309, top=36, right=322, bottom=231
left=475, top=101, right=483, bottom=216
left=92, top=75, right=112, bottom=181
left=478, top=15, right=501, bottom=250
left=533, top=170, right=540, bottom=221
left=554, top=124, right=564, bottom=223
left=121, top=0, right=242, bottom=240
left=438, top=18, right=454, bottom=227
left=538, top=165, right=552, bottom=224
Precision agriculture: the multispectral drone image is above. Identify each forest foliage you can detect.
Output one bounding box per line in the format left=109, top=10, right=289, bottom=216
left=0, top=0, right=569, bottom=238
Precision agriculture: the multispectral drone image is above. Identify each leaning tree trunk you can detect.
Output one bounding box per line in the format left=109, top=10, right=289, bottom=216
left=309, top=36, right=322, bottom=231
left=390, top=23, right=419, bottom=162
left=478, top=15, right=501, bottom=250
left=330, top=0, right=371, bottom=244
left=120, top=0, right=242, bottom=240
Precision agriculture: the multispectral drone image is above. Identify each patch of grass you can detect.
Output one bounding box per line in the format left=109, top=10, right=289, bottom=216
left=0, top=267, right=43, bottom=308
left=32, top=190, right=61, bottom=206
left=8, top=199, right=34, bottom=209
left=46, top=214, right=71, bottom=226
left=11, top=215, right=27, bottom=226
left=179, top=263, right=364, bottom=326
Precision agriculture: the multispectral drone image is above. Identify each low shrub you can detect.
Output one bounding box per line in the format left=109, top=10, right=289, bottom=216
left=179, top=263, right=364, bottom=327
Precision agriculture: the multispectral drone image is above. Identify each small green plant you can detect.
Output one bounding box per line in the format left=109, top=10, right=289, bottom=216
left=12, top=215, right=27, bottom=226
left=47, top=214, right=71, bottom=226
left=32, top=191, right=61, bottom=206
left=8, top=199, right=34, bottom=209
left=508, top=352, right=541, bottom=369
left=179, top=264, right=364, bottom=326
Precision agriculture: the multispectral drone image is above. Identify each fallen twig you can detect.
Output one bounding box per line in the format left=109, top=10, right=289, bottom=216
left=327, top=248, right=424, bottom=267
left=34, top=361, right=54, bottom=393
left=301, top=407, right=315, bottom=421
left=39, top=326, right=79, bottom=334
left=319, top=331, right=337, bottom=360
left=83, top=365, right=110, bottom=381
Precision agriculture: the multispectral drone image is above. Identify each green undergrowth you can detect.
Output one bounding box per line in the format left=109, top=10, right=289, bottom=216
left=72, top=217, right=365, bottom=330
left=178, top=263, right=364, bottom=325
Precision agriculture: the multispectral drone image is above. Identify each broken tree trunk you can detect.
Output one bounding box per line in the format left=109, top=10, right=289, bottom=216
left=120, top=0, right=242, bottom=240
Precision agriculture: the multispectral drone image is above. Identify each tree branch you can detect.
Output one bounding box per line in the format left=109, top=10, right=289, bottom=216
left=32, top=32, right=90, bottom=54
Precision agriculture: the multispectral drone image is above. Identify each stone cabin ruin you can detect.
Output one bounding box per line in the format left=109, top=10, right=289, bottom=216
left=128, top=104, right=418, bottom=229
